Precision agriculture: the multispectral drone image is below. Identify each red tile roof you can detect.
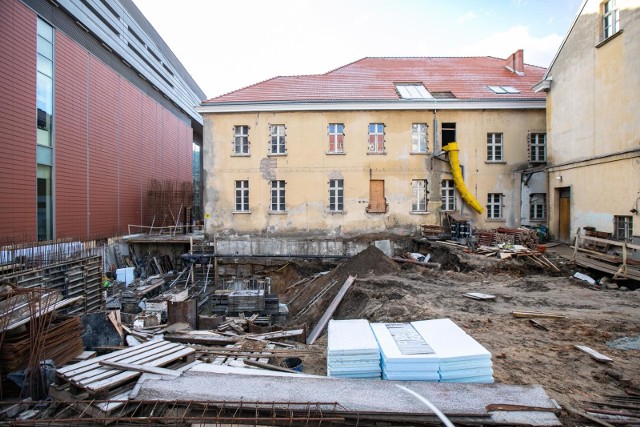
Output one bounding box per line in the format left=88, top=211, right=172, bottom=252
left=202, top=56, right=546, bottom=104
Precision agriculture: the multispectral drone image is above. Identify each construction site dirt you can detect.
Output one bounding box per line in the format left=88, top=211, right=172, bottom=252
left=279, top=243, right=640, bottom=426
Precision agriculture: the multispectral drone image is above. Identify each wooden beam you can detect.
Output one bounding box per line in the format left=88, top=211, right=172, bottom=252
left=99, top=361, right=181, bottom=377
left=511, top=311, right=566, bottom=319
left=242, top=359, right=300, bottom=374
left=306, top=275, right=356, bottom=345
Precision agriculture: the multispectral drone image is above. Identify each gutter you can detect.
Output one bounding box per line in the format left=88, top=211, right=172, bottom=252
left=197, top=99, right=546, bottom=114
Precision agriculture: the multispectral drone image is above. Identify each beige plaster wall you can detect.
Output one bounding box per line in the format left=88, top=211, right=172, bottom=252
left=202, top=108, right=545, bottom=237
left=546, top=0, right=640, bottom=239
left=548, top=156, right=640, bottom=238
left=547, top=0, right=640, bottom=165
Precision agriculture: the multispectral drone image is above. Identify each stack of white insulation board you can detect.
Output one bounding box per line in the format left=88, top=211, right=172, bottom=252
left=326, top=319, right=381, bottom=379
left=371, top=318, right=494, bottom=383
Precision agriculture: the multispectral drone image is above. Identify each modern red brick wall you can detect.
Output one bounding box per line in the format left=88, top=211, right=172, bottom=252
left=55, top=34, right=89, bottom=238
left=0, top=0, right=193, bottom=242
left=0, top=1, right=38, bottom=241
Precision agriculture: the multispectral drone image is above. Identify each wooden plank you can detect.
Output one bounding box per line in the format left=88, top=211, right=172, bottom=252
left=58, top=340, right=173, bottom=377
left=485, top=403, right=561, bottom=414
left=511, top=311, right=566, bottom=319
left=250, top=329, right=305, bottom=340
left=575, top=345, right=613, bottom=363
left=579, top=235, right=640, bottom=251
left=84, top=347, right=195, bottom=393
left=306, top=275, right=356, bottom=345
left=1, top=295, right=83, bottom=332
left=165, top=333, right=237, bottom=345
left=72, top=351, right=97, bottom=362
left=57, top=339, right=163, bottom=375
left=74, top=343, right=185, bottom=384
left=99, top=361, right=181, bottom=377
left=242, top=359, right=299, bottom=374
left=563, top=404, right=616, bottom=427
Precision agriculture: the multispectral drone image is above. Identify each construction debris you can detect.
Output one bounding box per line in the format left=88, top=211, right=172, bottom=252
left=575, top=345, right=613, bottom=363
left=130, top=371, right=561, bottom=426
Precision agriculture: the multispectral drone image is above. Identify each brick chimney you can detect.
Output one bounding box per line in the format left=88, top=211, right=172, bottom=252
left=505, top=49, right=524, bottom=76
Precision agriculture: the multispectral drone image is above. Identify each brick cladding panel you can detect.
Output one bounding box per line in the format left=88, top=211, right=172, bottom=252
left=0, top=1, right=37, bottom=240
left=118, top=80, right=142, bottom=232
left=88, top=56, right=119, bottom=238
left=0, top=2, right=196, bottom=241
left=54, top=33, right=88, bottom=238
left=162, top=109, right=179, bottom=183
left=141, top=96, right=157, bottom=224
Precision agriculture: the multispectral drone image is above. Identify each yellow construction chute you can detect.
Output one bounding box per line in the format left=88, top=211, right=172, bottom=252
left=443, top=142, right=484, bottom=214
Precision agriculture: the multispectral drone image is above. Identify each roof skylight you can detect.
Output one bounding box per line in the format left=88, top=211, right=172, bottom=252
left=396, top=84, right=432, bottom=99
left=488, top=85, right=521, bottom=94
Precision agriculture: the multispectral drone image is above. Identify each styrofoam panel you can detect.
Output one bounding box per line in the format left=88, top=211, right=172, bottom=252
left=382, top=371, right=440, bottom=381
left=440, top=375, right=495, bottom=383
left=439, top=367, right=494, bottom=380
left=328, top=319, right=379, bottom=353
left=439, top=359, right=493, bottom=371
left=380, top=359, right=439, bottom=372
left=371, top=323, right=442, bottom=364
left=412, top=319, right=491, bottom=362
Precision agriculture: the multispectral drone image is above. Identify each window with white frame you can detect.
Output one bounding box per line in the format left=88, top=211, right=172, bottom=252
left=441, top=180, right=456, bottom=211
left=613, top=215, right=633, bottom=241
left=270, top=180, right=286, bottom=212
left=603, top=0, right=620, bottom=39
left=487, top=193, right=503, bottom=219
left=487, top=133, right=503, bottom=162
left=368, top=123, right=385, bottom=153
left=269, top=124, right=286, bottom=155
left=235, top=180, right=249, bottom=212
left=329, top=179, right=344, bottom=212
left=328, top=123, right=345, bottom=153
left=411, top=123, right=428, bottom=153
left=529, top=193, right=546, bottom=220
left=529, top=133, right=546, bottom=163
left=233, top=125, right=249, bottom=154
left=412, top=179, right=428, bottom=212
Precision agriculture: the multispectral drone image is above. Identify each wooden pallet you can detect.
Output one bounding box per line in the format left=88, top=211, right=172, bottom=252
left=56, top=339, right=195, bottom=397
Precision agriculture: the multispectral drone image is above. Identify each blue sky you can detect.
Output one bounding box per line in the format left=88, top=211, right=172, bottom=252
left=132, top=0, right=583, bottom=99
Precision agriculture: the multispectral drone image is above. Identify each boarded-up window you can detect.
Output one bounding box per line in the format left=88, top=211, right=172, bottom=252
left=367, top=180, right=387, bottom=213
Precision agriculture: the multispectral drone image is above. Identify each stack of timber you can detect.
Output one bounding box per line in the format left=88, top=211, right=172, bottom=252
left=0, top=316, right=84, bottom=373
left=326, top=319, right=381, bottom=379
left=51, top=339, right=196, bottom=416
left=476, top=227, right=539, bottom=249
left=475, top=244, right=560, bottom=271
left=572, top=229, right=640, bottom=281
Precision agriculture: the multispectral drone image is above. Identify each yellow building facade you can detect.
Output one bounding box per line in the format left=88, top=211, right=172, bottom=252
left=537, top=0, right=640, bottom=242
left=199, top=56, right=547, bottom=240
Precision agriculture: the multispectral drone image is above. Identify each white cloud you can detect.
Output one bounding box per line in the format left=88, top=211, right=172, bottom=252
left=455, top=25, right=563, bottom=67
left=457, top=11, right=477, bottom=24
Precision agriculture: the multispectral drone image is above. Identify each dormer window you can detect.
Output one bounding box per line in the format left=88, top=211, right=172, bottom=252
left=488, top=85, right=520, bottom=94
left=395, top=84, right=432, bottom=99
